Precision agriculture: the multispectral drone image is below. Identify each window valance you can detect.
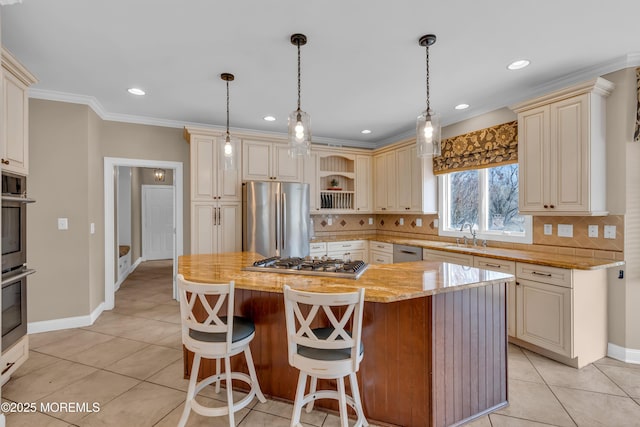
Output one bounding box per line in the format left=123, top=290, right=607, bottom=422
left=432, top=120, right=518, bottom=175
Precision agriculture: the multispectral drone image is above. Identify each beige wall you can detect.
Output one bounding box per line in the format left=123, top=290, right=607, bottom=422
left=27, top=99, right=189, bottom=323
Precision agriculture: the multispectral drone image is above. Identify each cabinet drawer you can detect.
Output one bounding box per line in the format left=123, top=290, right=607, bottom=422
left=423, top=249, right=473, bottom=266
left=517, top=263, right=572, bottom=288
left=474, top=256, right=516, bottom=274
left=309, top=242, right=327, bottom=253
left=327, top=240, right=366, bottom=251
left=369, top=241, right=393, bottom=254
left=1, top=335, right=28, bottom=385
left=370, top=250, right=393, bottom=264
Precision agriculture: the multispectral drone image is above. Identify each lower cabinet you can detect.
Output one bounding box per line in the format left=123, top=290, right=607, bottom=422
left=369, top=241, right=393, bottom=264
left=191, top=202, right=241, bottom=254
left=327, top=240, right=368, bottom=262
left=422, top=248, right=473, bottom=266
left=1, top=335, right=28, bottom=385
left=474, top=256, right=516, bottom=337
left=309, top=242, right=327, bottom=258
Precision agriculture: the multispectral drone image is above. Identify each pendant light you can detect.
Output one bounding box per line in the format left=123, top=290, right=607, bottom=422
left=288, top=33, right=311, bottom=157
left=416, top=34, right=441, bottom=157
left=220, top=73, right=237, bottom=170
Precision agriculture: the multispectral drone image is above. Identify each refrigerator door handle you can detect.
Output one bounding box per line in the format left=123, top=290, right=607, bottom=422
left=281, top=193, right=287, bottom=251
left=217, top=207, right=221, bottom=225
left=274, top=193, right=279, bottom=251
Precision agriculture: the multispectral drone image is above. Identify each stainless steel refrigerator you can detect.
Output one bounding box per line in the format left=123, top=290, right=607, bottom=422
left=243, top=181, right=310, bottom=258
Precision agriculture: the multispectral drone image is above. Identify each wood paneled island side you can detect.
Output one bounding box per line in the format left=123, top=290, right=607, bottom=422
left=179, top=252, right=514, bottom=427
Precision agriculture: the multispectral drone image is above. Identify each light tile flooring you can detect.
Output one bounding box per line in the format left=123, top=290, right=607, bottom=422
left=2, top=260, right=640, bottom=426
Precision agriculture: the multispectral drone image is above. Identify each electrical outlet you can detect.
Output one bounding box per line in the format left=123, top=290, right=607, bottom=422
left=416, top=218, right=423, bottom=227
left=557, top=224, right=573, bottom=238
left=433, top=219, right=439, bottom=228
left=544, top=224, right=553, bottom=235
left=588, top=225, right=598, bottom=238
left=58, top=218, right=69, bottom=230
left=368, top=217, right=373, bottom=225
left=327, top=217, right=333, bottom=226
left=604, top=225, right=616, bottom=239
left=399, top=218, right=404, bottom=225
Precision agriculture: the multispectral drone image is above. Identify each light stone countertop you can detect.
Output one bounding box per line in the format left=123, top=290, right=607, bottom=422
left=312, top=233, right=624, bottom=270
left=178, top=252, right=514, bottom=303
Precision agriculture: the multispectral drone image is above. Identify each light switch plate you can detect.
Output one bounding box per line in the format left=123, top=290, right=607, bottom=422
left=327, top=217, right=333, bottom=226
left=416, top=218, right=423, bottom=227
left=90, top=223, right=95, bottom=234
left=557, top=224, right=573, bottom=238
left=604, top=225, right=616, bottom=239
left=58, top=218, right=68, bottom=230
left=399, top=218, right=404, bottom=225
left=544, top=224, right=553, bottom=235
left=588, top=225, right=598, bottom=238
left=368, top=217, right=373, bottom=225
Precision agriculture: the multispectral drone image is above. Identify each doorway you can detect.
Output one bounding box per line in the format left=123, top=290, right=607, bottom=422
left=104, top=157, right=184, bottom=311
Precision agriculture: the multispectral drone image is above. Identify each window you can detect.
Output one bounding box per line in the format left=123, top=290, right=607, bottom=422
left=439, top=163, right=532, bottom=244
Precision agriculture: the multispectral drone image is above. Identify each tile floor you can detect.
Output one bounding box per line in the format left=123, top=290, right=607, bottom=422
left=2, top=260, right=640, bottom=426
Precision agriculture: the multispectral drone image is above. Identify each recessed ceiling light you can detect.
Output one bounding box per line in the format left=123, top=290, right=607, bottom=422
left=454, top=104, right=469, bottom=110
left=263, top=115, right=276, bottom=122
left=507, top=59, right=530, bottom=70
left=127, top=88, right=146, bottom=96
left=361, top=129, right=372, bottom=134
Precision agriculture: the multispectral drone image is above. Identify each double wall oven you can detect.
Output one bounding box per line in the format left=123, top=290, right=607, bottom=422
left=1, top=172, right=35, bottom=351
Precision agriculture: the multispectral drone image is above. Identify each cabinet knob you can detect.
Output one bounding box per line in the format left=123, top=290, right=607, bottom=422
left=1, top=159, right=9, bottom=165
left=550, top=205, right=555, bottom=209
left=544, top=204, right=549, bottom=208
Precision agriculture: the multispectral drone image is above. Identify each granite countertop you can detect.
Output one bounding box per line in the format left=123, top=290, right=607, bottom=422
left=311, top=234, right=624, bottom=270
left=178, top=252, right=514, bottom=303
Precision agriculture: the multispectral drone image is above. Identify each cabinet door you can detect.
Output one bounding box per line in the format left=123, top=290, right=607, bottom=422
left=217, top=202, right=242, bottom=252
left=243, top=140, right=272, bottom=181
left=370, top=250, right=393, bottom=264
left=550, top=94, right=589, bottom=212
left=355, top=155, right=372, bottom=212
left=191, top=136, right=215, bottom=200
left=191, top=203, right=215, bottom=254
left=303, top=152, right=320, bottom=212
left=396, top=146, right=412, bottom=210
left=2, top=71, right=29, bottom=175
left=518, top=105, right=549, bottom=213
left=384, top=151, right=397, bottom=211
left=273, top=144, right=301, bottom=182
left=373, top=154, right=387, bottom=211
left=516, top=278, right=572, bottom=357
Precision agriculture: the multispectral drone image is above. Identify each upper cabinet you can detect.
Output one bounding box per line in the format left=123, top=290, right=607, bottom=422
left=374, top=140, right=437, bottom=214
left=189, top=133, right=241, bottom=201
left=512, top=78, right=614, bottom=216
left=1, top=48, right=37, bottom=176
left=242, top=139, right=302, bottom=182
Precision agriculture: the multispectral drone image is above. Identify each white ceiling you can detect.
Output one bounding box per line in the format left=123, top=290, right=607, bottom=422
left=2, top=0, right=640, bottom=148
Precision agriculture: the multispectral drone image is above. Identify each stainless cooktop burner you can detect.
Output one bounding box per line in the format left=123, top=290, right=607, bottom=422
left=243, top=256, right=369, bottom=279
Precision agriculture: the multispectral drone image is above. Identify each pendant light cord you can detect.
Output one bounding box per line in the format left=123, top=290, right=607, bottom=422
left=425, top=44, right=431, bottom=113
left=297, top=40, right=302, bottom=112
left=226, top=79, right=230, bottom=139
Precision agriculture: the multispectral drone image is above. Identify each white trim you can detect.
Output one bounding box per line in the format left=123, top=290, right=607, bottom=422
left=608, top=342, right=640, bottom=365
left=114, top=255, right=143, bottom=292
left=28, top=302, right=105, bottom=334
left=104, top=157, right=184, bottom=310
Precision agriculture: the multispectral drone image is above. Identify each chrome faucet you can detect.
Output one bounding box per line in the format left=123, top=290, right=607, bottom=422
left=460, top=223, right=477, bottom=246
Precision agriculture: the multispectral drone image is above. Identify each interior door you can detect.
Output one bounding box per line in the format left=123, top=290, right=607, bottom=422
left=142, top=185, right=174, bottom=260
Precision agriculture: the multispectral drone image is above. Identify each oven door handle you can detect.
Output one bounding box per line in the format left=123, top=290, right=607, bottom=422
left=1, top=269, right=36, bottom=286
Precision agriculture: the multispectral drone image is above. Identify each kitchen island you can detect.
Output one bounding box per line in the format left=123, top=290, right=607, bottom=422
left=179, top=252, right=515, bottom=427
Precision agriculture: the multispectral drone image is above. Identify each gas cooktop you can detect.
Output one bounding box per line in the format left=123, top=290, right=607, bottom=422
left=242, top=256, right=369, bottom=279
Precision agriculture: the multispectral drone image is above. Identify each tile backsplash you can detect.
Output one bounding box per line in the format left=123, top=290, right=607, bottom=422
left=312, top=213, right=624, bottom=258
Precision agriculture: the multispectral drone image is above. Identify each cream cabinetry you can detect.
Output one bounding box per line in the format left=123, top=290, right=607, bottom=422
left=309, top=241, right=327, bottom=257
left=513, top=78, right=613, bottom=216
left=191, top=202, right=241, bottom=254
left=369, top=241, right=393, bottom=264
left=513, top=262, right=607, bottom=368
left=374, top=141, right=436, bottom=213
left=1, top=48, right=37, bottom=176
left=0, top=335, right=28, bottom=386
left=422, top=248, right=473, bottom=266
left=190, top=134, right=240, bottom=201
left=327, top=240, right=368, bottom=262
left=242, top=139, right=301, bottom=182
left=354, top=155, right=372, bottom=212
left=474, top=257, right=517, bottom=337
left=303, top=152, right=319, bottom=212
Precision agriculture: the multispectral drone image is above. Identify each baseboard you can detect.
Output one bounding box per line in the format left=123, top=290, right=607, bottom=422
left=27, top=302, right=105, bottom=334
left=608, top=342, right=640, bottom=365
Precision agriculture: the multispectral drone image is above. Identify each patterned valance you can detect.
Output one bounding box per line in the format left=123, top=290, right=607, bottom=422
left=432, top=121, right=518, bottom=175
left=634, top=67, right=640, bottom=142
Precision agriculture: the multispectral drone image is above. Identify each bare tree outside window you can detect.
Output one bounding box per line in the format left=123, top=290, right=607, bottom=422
left=488, top=164, right=525, bottom=232
left=449, top=170, right=479, bottom=229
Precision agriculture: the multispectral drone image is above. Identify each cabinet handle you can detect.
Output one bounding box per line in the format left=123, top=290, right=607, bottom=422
left=376, top=258, right=384, bottom=263
left=217, top=207, right=221, bottom=225
left=516, top=281, right=520, bottom=286
left=484, top=263, right=502, bottom=268
left=532, top=271, right=552, bottom=277
left=1, top=159, right=9, bottom=165
left=1, top=362, right=15, bottom=375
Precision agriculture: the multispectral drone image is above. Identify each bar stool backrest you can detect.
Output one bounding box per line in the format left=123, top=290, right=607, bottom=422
left=283, top=285, right=365, bottom=372
left=177, top=274, right=235, bottom=352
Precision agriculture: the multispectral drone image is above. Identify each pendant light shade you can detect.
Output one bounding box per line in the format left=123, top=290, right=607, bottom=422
left=416, top=34, right=441, bottom=157
left=220, top=73, right=238, bottom=170
left=288, top=33, right=311, bottom=157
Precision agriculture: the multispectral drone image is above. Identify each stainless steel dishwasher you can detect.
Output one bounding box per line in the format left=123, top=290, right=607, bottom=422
left=392, top=244, right=422, bottom=263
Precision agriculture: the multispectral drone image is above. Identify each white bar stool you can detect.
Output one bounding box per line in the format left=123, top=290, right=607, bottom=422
left=283, top=284, right=368, bottom=427
left=177, top=274, right=266, bottom=427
